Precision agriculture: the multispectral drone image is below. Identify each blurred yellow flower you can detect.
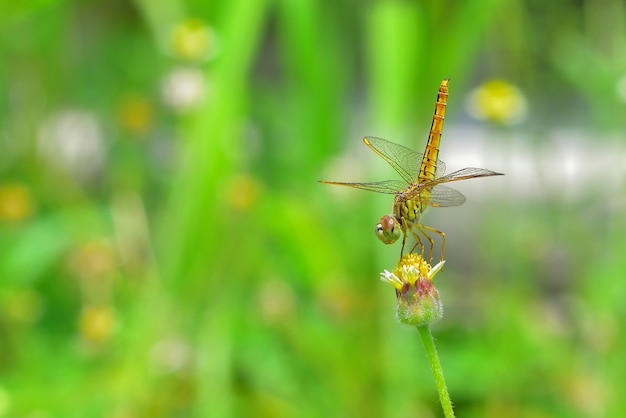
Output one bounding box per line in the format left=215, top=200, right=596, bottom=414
left=380, top=254, right=445, bottom=326
left=466, top=79, right=527, bottom=125
left=118, top=94, right=153, bottom=137
left=79, top=305, right=118, bottom=345
left=227, top=174, right=261, bottom=212
left=0, top=183, right=34, bottom=223
left=170, top=19, right=219, bottom=62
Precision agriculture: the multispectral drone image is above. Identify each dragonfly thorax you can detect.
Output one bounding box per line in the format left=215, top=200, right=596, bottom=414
left=393, top=189, right=428, bottom=223
left=375, top=215, right=401, bottom=244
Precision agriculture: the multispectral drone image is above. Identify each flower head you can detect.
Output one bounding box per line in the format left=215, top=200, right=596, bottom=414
left=380, top=254, right=445, bottom=326
left=0, top=183, right=34, bottom=223
left=161, top=67, right=208, bottom=113
left=170, top=19, right=219, bottom=62
left=466, top=79, right=527, bottom=125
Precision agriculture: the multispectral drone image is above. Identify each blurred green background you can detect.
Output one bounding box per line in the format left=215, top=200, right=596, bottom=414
left=1, top=0, right=626, bottom=417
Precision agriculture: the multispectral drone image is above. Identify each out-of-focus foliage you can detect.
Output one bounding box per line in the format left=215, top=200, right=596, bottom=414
left=1, top=0, right=625, bottom=417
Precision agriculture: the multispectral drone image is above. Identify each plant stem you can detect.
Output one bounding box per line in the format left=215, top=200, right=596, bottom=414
left=417, top=325, right=455, bottom=418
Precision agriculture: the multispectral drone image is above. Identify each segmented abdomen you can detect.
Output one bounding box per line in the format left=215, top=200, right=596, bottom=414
left=418, top=79, right=448, bottom=184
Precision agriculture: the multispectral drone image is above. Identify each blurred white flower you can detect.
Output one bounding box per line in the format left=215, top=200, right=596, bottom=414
left=161, top=67, right=207, bottom=113
left=37, top=109, right=105, bottom=179
left=149, top=337, right=192, bottom=374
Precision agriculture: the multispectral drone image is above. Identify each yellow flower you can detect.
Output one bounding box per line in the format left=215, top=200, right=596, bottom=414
left=170, top=19, right=219, bottom=62
left=117, top=94, right=153, bottom=137
left=466, top=79, right=527, bottom=125
left=79, top=305, right=118, bottom=346
left=380, top=254, right=445, bottom=326
left=0, top=183, right=34, bottom=223
left=226, top=174, right=261, bottom=212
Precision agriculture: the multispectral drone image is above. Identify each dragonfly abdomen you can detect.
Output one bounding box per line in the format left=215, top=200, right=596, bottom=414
left=418, top=79, right=449, bottom=184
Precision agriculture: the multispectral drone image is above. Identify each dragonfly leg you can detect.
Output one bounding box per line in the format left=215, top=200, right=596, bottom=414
left=419, top=224, right=446, bottom=262
left=406, top=225, right=425, bottom=257
left=414, top=224, right=435, bottom=263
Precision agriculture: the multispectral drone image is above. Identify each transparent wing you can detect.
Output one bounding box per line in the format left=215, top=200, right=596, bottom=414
left=363, top=136, right=446, bottom=183
left=319, top=179, right=407, bottom=194
left=436, top=160, right=446, bottom=177
left=427, top=185, right=466, bottom=207
left=421, top=167, right=504, bottom=188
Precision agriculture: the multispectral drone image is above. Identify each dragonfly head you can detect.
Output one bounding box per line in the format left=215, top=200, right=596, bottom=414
left=375, top=215, right=401, bottom=244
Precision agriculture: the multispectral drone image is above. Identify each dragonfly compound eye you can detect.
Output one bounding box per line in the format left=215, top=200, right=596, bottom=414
left=375, top=215, right=401, bottom=244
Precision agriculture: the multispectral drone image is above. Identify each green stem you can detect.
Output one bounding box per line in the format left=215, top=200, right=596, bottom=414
left=417, top=325, right=455, bottom=418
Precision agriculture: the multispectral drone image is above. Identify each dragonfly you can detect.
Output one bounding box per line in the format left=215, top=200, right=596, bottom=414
left=320, top=79, right=503, bottom=262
